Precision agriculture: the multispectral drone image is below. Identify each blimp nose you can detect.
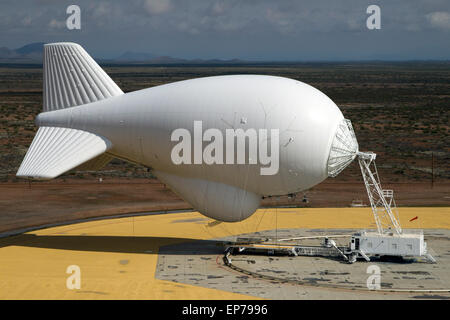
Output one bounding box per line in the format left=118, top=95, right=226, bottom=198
left=326, top=119, right=359, bottom=177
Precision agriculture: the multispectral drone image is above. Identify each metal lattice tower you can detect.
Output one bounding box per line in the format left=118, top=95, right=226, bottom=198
left=357, top=152, right=402, bottom=235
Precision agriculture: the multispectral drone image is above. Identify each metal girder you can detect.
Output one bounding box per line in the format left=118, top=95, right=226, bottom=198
left=357, top=152, right=403, bottom=235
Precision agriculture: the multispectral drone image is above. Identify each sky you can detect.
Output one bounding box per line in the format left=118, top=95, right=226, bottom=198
left=0, top=0, right=449, bottom=61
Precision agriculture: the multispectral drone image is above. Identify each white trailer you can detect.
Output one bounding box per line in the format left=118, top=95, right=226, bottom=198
left=346, top=230, right=435, bottom=263
left=344, top=151, right=436, bottom=263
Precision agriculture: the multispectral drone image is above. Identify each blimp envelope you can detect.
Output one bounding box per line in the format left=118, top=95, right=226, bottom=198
left=17, top=42, right=359, bottom=222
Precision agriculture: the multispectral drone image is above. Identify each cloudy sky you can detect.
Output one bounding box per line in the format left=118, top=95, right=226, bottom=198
left=1, top=0, right=449, bottom=60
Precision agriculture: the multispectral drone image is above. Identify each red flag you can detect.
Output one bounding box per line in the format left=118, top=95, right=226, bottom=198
left=409, top=216, right=418, bottom=222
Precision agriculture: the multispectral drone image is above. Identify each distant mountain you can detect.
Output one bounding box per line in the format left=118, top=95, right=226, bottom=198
left=140, top=55, right=188, bottom=64
left=113, top=51, right=244, bottom=64
left=116, top=51, right=158, bottom=62
left=188, top=58, right=245, bottom=64
left=0, top=42, right=44, bottom=63
left=112, top=52, right=245, bottom=65
left=15, top=42, right=45, bottom=55
left=0, top=42, right=246, bottom=64
left=0, top=47, right=17, bottom=58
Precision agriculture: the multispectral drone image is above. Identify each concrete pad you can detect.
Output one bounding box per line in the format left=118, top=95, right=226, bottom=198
left=0, top=207, right=448, bottom=299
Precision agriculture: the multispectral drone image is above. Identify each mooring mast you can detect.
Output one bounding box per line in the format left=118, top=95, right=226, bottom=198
left=357, top=151, right=402, bottom=235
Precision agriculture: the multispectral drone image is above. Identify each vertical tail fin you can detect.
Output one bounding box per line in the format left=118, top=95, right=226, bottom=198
left=43, top=42, right=123, bottom=111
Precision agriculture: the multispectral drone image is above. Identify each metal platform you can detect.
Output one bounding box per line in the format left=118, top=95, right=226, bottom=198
left=224, top=151, right=436, bottom=264
left=224, top=232, right=436, bottom=264
left=225, top=242, right=345, bottom=258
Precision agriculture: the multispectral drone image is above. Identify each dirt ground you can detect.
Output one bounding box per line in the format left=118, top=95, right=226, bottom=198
left=1, top=178, right=448, bottom=234
left=1, top=63, right=448, bottom=234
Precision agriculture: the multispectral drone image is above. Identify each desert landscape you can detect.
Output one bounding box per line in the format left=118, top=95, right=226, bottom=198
left=0, top=62, right=449, bottom=233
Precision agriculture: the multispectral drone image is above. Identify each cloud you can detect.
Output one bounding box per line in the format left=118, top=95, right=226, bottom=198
left=48, top=19, right=65, bottom=29
left=144, top=0, right=172, bottom=15
left=0, top=0, right=449, bottom=60
left=92, top=2, right=113, bottom=18
left=210, top=1, right=226, bottom=16
left=21, top=16, right=33, bottom=27
left=426, top=11, right=450, bottom=30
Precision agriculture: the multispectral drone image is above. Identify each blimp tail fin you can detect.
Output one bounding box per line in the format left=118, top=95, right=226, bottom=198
left=16, top=126, right=112, bottom=180
left=16, top=43, right=119, bottom=179
left=42, top=42, right=123, bottom=112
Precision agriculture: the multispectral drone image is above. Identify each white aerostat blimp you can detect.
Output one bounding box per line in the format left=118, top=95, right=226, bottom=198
left=17, top=43, right=359, bottom=222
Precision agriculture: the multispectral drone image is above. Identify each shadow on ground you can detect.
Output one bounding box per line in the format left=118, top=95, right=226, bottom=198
left=0, top=233, right=225, bottom=255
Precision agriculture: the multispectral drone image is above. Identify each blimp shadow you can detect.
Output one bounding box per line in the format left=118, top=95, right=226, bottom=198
left=0, top=234, right=224, bottom=255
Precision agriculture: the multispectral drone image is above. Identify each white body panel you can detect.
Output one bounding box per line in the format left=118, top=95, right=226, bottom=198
left=36, top=74, right=344, bottom=196
left=154, top=170, right=261, bottom=222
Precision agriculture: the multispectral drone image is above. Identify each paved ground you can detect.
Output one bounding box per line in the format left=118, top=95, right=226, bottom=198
left=0, top=207, right=448, bottom=299
left=156, top=228, right=450, bottom=299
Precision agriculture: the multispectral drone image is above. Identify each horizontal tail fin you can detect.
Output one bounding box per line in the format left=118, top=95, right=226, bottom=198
left=17, top=127, right=112, bottom=180
left=43, top=42, right=123, bottom=111
left=74, top=153, right=114, bottom=171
